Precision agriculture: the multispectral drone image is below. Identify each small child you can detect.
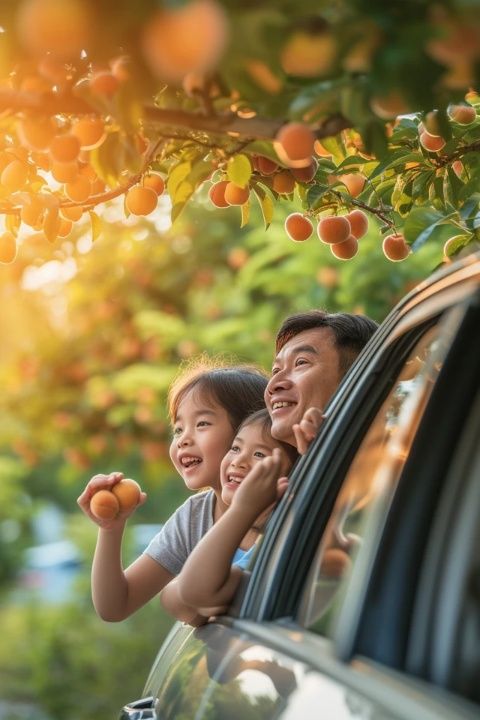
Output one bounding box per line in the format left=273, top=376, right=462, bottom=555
left=77, top=361, right=267, bottom=622
left=161, top=409, right=298, bottom=623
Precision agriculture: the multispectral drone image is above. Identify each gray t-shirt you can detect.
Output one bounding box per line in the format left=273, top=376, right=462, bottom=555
left=144, top=490, right=215, bottom=575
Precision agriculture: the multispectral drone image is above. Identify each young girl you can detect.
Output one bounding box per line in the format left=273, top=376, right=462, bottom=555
left=160, top=409, right=298, bottom=624
left=77, top=361, right=267, bottom=622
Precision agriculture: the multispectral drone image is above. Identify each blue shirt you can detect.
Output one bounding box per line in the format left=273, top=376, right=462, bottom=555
left=232, top=544, right=256, bottom=569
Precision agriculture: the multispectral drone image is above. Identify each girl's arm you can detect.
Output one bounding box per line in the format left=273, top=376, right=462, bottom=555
left=159, top=579, right=225, bottom=626
left=177, top=451, right=287, bottom=610
left=78, top=471, right=173, bottom=621
left=92, top=526, right=174, bottom=621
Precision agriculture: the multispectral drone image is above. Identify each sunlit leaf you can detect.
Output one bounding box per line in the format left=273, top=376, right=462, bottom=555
left=227, top=154, right=252, bottom=188
left=252, top=187, right=274, bottom=228
left=240, top=200, right=251, bottom=228
left=89, top=211, right=103, bottom=242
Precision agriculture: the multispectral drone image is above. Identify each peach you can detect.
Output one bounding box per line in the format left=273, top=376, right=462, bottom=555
left=71, top=117, right=106, bottom=149
left=89, top=71, right=119, bottom=98
left=317, top=216, right=351, bottom=245
left=126, top=186, right=158, bottom=215
left=276, top=122, right=315, bottom=162
left=141, top=0, right=229, bottom=84
left=341, top=173, right=366, bottom=198
left=291, top=158, right=318, bottom=183
left=51, top=161, right=79, bottom=183
left=224, top=182, right=250, bottom=206
left=330, top=235, right=359, bottom=260
left=320, top=548, right=352, bottom=578
left=272, top=170, right=296, bottom=194
left=346, top=209, right=369, bottom=239
left=419, top=131, right=446, bottom=153
left=49, top=133, right=81, bottom=163
left=90, top=489, right=120, bottom=520
left=17, top=117, right=55, bottom=151
left=254, top=156, right=278, bottom=176
left=382, top=233, right=411, bottom=262
left=16, top=0, right=92, bottom=60
left=1, top=160, right=29, bottom=192
left=448, top=104, right=476, bottom=124
left=285, top=213, right=313, bottom=242
left=65, top=176, right=91, bottom=203
left=112, top=478, right=141, bottom=513
left=313, top=139, right=332, bottom=158
left=143, top=174, right=165, bottom=196
left=208, top=180, right=229, bottom=208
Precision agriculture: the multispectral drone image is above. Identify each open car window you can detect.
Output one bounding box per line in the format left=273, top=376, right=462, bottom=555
left=297, top=309, right=460, bottom=636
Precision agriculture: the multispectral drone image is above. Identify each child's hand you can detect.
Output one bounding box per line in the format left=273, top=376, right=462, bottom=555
left=76, top=471, right=147, bottom=529
left=292, top=406, right=324, bottom=455
left=232, top=449, right=288, bottom=517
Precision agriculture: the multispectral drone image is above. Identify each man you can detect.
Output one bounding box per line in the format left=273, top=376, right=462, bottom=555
left=264, top=311, right=378, bottom=452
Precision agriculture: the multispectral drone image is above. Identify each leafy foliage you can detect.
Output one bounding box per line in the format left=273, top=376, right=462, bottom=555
left=0, top=0, right=479, bottom=266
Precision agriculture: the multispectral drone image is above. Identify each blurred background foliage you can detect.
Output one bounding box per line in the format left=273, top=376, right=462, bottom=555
left=0, top=190, right=437, bottom=719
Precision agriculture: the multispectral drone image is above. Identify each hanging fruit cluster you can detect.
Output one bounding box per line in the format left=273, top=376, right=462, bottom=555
left=0, top=0, right=480, bottom=267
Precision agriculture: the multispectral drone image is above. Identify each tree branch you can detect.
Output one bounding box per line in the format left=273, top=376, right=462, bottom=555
left=0, top=88, right=352, bottom=141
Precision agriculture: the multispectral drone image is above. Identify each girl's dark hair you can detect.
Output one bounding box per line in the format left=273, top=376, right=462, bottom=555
left=168, top=358, right=268, bottom=432
left=239, top=408, right=299, bottom=466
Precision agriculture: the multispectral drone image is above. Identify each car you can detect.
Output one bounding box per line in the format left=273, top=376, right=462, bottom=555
left=119, top=251, right=480, bottom=720
left=16, top=539, right=82, bottom=605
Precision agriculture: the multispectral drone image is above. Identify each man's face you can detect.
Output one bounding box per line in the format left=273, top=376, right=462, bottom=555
left=264, top=327, right=342, bottom=447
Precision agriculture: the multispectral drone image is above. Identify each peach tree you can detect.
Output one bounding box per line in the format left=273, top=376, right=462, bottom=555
left=0, top=0, right=479, bottom=267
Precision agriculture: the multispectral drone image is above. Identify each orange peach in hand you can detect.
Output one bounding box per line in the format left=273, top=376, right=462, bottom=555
left=90, top=489, right=120, bottom=520
left=112, top=478, right=141, bottom=513
left=90, top=478, right=141, bottom=520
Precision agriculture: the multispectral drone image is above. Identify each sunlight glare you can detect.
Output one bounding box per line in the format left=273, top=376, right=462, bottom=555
left=22, top=258, right=77, bottom=291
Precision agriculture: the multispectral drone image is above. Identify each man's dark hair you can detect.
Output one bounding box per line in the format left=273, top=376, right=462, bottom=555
left=275, top=311, right=378, bottom=376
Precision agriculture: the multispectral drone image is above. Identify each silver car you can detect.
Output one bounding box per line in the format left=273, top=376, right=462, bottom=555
left=121, top=251, right=480, bottom=720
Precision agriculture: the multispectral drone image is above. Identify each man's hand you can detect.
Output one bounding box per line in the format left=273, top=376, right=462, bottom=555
left=292, top=407, right=324, bottom=455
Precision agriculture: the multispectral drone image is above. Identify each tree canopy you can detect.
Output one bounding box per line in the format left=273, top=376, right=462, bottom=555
left=0, top=0, right=479, bottom=267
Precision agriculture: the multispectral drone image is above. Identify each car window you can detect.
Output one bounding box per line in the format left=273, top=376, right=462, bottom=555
left=298, top=315, right=457, bottom=636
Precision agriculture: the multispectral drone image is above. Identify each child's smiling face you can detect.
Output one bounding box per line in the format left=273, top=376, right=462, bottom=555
left=169, top=388, right=234, bottom=492
left=220, top=419, right=292, bottom=505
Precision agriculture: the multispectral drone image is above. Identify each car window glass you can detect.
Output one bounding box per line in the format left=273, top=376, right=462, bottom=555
left=298, top=316, right=457, bottom=635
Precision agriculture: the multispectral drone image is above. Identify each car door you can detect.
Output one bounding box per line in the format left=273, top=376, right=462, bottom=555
left=125, top=255, right=480, bottom=720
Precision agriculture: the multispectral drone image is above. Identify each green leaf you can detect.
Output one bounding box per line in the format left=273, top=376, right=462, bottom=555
left=460, top=193, right=480, bottom=221
left=242, top=140, right=279, bottom=165
left=43, top=207, right=59, bottom=244
left=360, top=120, right=388, bottom=159
left=253, top=187, right=274, bottom=229
left=167, top=161, right=191, bottom=200
left=240, top=200, right=251, bottom=228
left=227, top=154, right=252, bottom=188
left=404, top=207, right=457, bottom=250
left=318, top=135, right=345, bottom=163
left=306, top=183, right=330, bottom=210
left=404, top=207, right=443, bottom=244
left=89, top=211, right=103, bottom=242
left=89, top=132, right=125, bottom=188
left=5, top=213, right=20, bottom=236
left=443, top=234, right=473, bottom=258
